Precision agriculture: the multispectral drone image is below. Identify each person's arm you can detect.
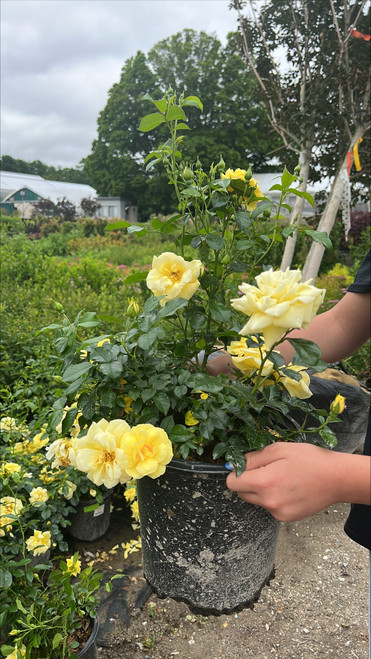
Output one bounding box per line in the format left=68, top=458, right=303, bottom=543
left=278, top=291, right=371, bottom=364
left=226, top=442, right=371, bottom=522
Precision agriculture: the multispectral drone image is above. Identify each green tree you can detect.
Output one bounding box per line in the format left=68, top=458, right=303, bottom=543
left=84, top=30, right=277, bottom=219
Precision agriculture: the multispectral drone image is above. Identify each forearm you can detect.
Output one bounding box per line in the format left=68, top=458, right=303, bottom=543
left=327, top=452, right=371, bottom=506
left=278, top=291, right=371, bottom=364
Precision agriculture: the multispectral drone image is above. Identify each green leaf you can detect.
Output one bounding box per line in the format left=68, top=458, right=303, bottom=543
left=153, top=392, right=171, bottom=415
left=137, top=330, right=158, bottom=350
left=183, top=95, right=203, bottom=110
left=290, top=189, right=315, bottom=206
left=63, top=361, right=93, bottom=382
left=180, top=186, right=201, bottom=198
left=139, top=113, right=166, bottom=132
left=61, top=405, right=78, bottom=435
left=52, top=633, right=64, bottom=650
left=184, top=306, right=206, bottom=329
left=209, top=302, right=232, bottom=323
left=318, top=426, right=338, bottom=448
left=188, top=373, right=224, bottom=393
left=212, top=442, right=229, bottom=460
left=104, top=220, right=131, bottom=231
left=156, top=298, right=188, bottom=320
left=127, top=225, right=148, bottom=235
left=175, top=122, right=190, bottom=130
left=235, top=211, right=252, bottom=233
left=205, top=233, right=224, bottom=251
left=141, top=388, right=156, bottom=403
left=63, top=376, right=86, bottom=396
left=124, top=271, right=148, bottom=284
left=80, top=391, right=96, bottom=419
left=281, top=167, right=296, bottom=189
left=0, top=569, right=12, bottom=589
left=305, top=230, right=332, bottom=249
left=288, top=338, right=328, bottom=371
left=99, top=361, right=123, bottom=378
left=166, top=105, right=187, bottom=121
left=169, top=425, right=194, bottom=442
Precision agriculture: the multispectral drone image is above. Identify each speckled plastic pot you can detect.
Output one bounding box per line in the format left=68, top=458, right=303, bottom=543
left=136, top=459, right=279, bottom=615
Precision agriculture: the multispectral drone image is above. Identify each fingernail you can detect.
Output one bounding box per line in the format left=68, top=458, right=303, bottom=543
left=225, top=462, right=234, bottom=471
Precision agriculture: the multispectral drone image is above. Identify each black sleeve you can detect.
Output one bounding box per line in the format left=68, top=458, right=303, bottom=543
left=347, top=250, right=371, bottom=293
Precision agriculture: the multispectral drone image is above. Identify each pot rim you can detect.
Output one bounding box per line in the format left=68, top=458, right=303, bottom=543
left=167, top=457, right=228, bottom=474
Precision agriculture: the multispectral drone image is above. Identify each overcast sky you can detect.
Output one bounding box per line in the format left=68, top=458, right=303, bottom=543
left=1, top=0, right=238, bottom=168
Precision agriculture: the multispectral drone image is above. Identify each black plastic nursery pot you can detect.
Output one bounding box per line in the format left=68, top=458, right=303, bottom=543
left=76, top=618, right=99, bottom=659
left=136, top=458, right=279, bottom=615
left=67, top=490, right=112, bottom=542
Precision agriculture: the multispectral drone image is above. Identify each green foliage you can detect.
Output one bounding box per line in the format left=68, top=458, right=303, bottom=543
left=0, top=549, right=103, bottom=657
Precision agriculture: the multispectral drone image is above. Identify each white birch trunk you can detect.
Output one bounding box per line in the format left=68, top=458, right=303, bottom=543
left=301, top=126, right=365, bottom=282
left=280, top=143, right=312, bottom=271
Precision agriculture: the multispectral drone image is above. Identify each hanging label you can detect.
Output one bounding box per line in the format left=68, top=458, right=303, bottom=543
left=93, top=504, right=105, bottom=517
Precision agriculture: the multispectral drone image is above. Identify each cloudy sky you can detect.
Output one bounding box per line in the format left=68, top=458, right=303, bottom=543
left=1, top=0, right=238, bottom=168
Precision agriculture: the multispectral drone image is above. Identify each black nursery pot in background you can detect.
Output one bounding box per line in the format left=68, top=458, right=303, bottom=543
left=136, top=458, right=279, bottom=615
left=67, top=490, right=112, bottom=542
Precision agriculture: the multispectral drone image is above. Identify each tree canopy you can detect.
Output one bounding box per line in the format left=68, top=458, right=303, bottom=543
left=83, top=29, right=278, bottom=218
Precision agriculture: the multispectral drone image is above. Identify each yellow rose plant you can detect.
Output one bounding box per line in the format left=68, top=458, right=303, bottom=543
left=40, top=90, right=343, bottom=482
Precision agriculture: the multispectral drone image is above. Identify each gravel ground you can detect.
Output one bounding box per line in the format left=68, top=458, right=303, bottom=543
left=73, top=498, right=369, bottom=659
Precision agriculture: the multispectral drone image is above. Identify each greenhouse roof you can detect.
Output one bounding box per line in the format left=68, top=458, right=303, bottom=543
left=0, top=170, right=97, bottom=204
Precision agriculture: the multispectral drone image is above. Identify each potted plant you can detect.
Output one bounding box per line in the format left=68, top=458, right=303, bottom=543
left=0, top=549, right=103, bottom=658
left=40, top=90, right=344, bottom=613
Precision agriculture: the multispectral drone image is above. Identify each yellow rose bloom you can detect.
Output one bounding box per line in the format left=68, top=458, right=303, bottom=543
left=0, top=496, right=24, bottom=533
left=227, top=337, right=276, bottom=378
left=231, top=268, right=325, bottom=349
left=185, top=411, right=200, bottom=426
left=74, top=418, right=131, bottom=488
left=146, top=252, right=202, bottom=307
left=46, top=437, right=76, bottom=468
left=121, top=424, right=173, bottom=479
left=277, top=364, right=312, bottom=399
left=330, top=393, right=346, bottom=415
left=29, top=487, right=49, bottom=505
left=26, top=530, right=51, bottom=556
left=1, top=462, right=21, bottom=476
left=66, top=556, right=81, bottom=576
left=221, top=167, right=247, bottom=188
left=58, top=480, right=77, bottom=500
left=27, top=432, right=49, bottom=454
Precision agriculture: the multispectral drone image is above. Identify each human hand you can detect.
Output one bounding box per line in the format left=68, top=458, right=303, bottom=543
left=205, top=352, right=234, bottom=376
left=226, top=442, right=371, bottom=522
